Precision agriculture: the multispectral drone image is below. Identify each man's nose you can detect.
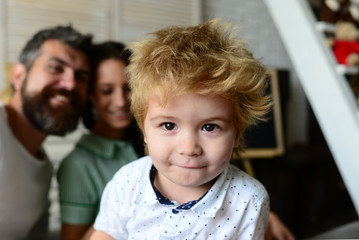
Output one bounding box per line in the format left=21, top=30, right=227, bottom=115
left=59, top=69, right=76, bottom=90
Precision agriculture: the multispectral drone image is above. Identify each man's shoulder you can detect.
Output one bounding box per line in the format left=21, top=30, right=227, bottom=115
left=105, top=156, right=152, bottom=201
left=0, top=103, right=7, bottom=126
left=0, top=104, right=19, bottom=156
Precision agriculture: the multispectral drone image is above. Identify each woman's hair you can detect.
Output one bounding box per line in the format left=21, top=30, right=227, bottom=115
left=82, top=41, right=131, bottom=130
left=127, top=19, right=272, bottom=152
left=82, top=41, right=144, bottom=156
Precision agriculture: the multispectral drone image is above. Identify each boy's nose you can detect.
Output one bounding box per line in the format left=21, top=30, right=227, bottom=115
left=177, top=132, right=202, bottom=156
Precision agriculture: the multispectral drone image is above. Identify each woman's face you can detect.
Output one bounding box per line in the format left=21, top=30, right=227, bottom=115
left=93, top=59, right=133, bottom=132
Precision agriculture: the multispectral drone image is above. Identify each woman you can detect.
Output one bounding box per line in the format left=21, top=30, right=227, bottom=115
left=57, top=41, right=144, bottom=240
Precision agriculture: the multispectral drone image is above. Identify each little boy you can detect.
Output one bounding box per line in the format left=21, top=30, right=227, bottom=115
left=91, top=19, right=271, bottom=240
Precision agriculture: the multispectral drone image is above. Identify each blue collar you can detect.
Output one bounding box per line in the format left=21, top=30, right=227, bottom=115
left=149, top=166, right=207, bottom=210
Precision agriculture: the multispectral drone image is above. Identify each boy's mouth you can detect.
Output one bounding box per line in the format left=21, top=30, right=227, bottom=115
left=178, top=164, right=205, bottom=169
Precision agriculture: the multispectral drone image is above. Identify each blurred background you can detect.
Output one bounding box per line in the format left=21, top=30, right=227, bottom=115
left=1, top=0, right=359, bottom=239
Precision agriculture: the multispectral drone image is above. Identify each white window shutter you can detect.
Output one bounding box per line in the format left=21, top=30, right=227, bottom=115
left=5, top=0, right=111, bottom=63
left=1, top=0, right=201, bottom=90
left=112, top=0, right=202, bottom=43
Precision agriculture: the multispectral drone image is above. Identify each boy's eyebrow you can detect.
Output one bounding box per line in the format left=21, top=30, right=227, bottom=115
left=147, top=115, right=177, bottom=121
left=202, top=116, right=233, bottom=123
left=148, top=115, right=231, bottom=123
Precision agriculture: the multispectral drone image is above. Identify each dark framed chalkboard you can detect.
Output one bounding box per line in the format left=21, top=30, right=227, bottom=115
left=234, top=68, right=286, bottom=160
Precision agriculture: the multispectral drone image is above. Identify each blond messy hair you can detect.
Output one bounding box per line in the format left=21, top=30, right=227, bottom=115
left=127, top=18, right=271, bottom=152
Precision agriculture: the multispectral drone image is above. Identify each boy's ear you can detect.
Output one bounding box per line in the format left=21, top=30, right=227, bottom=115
left=12, top=63, right=27, bottom=91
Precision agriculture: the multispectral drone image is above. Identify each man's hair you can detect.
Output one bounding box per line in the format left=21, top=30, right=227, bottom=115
left=127, top=19, right=271, bottom=151
left=19, top=25, right=93, bottom=71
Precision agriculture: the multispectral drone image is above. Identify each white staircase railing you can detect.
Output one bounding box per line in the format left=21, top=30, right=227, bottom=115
left=263, top=0, right=359, bottom=215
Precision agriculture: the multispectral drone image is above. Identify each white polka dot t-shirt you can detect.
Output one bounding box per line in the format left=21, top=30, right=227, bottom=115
left=94, top=156, right=270, bottom=240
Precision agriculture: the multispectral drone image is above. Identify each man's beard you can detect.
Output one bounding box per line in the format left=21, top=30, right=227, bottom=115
left=21, top=79, right=84, bottom=136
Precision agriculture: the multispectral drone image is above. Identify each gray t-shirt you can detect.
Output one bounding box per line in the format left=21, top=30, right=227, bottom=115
left=0, top=102, right=53, bottom=239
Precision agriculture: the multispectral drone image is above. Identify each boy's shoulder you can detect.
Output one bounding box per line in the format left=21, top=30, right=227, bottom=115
left=107, top=156, right=154, bottom=204
left=120, top=155, right=151, bottom=168
left=227, top=163, right=268, bottom=200
left=112, top=155, right=152, bottom=180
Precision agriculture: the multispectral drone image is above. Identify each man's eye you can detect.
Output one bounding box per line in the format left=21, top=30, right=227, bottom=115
left=161, top=122, right=177, bottom=131
left=48, top=64, right=63, bottom=73
left=75, top=72, right=89, bottom=83
left=202, top=124, right=219, bottom=132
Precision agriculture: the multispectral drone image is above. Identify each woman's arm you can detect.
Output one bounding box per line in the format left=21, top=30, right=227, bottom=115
left=61, top=223, right=95, bottom=240
left=90, top=230, right=115, bottom=240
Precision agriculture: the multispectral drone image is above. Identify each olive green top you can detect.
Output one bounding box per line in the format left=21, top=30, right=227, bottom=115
left=57, top=133, right=138, bottom=225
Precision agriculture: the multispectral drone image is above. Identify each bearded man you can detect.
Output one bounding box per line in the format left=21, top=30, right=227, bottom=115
left=0, top=25, right=92, bottom=239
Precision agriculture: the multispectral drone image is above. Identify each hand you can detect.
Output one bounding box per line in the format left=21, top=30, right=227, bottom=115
left=265, top=211, right=296, bottom=240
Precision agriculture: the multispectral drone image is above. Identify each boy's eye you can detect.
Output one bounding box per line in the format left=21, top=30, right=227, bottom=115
left=202, top=124, right=219, bottom=132
left=161, top=122, right=177, bottom=131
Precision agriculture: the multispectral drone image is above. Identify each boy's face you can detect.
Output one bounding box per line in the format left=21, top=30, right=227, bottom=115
left=143, top=92, right=239, bottom=196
